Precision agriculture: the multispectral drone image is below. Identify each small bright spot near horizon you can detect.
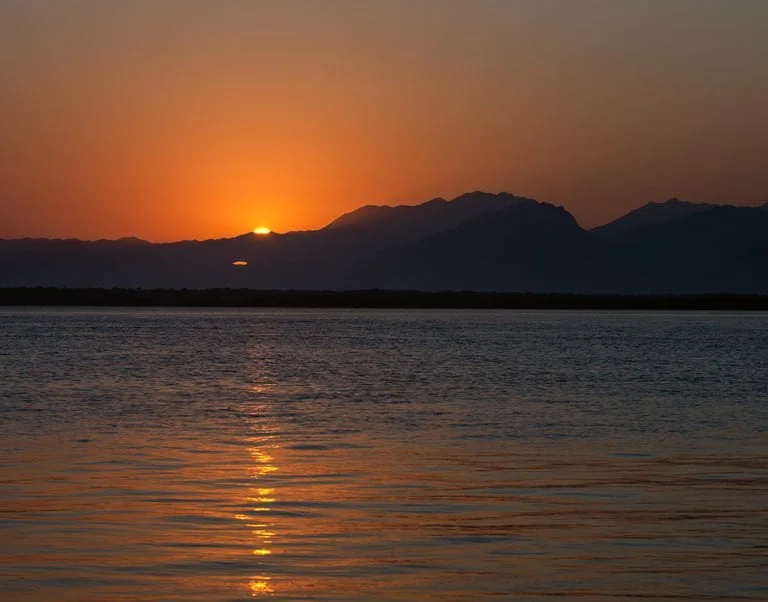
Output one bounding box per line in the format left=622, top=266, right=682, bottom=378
left=232, top=260, right=248, bottom=266
left=253, top=227, right=271, bottom=235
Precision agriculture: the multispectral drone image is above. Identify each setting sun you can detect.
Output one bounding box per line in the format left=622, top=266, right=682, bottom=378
left=253, top=227, right=271, bottom=235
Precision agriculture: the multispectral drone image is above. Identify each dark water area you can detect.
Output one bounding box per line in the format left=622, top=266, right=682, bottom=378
left=1, top=308, right=767, bottom=601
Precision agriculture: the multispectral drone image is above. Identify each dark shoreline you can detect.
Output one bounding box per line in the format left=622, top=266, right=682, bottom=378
left=2, top=288, right=768, bottom=310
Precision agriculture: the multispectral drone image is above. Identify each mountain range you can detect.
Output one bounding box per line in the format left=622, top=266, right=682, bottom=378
left=2, top=192, right=767, bottom=293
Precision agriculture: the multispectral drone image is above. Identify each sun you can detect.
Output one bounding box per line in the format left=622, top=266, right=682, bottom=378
left=253, top=226, right=271, bottom=235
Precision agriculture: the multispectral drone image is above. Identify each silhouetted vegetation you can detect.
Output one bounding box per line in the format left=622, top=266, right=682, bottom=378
left=2, top=288, right=767, bottom=310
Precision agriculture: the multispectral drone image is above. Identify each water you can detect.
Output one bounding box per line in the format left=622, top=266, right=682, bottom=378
left=1, top=308, right=767, bottom=601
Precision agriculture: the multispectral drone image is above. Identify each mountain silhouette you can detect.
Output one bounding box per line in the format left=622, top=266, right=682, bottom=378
left=325, top=191, right=528, bottom=236
left=352, top=201, right=634, bottom=292
left=591, top=198, right=717, bottom=240
left=1, top=193, right=766, bottom=293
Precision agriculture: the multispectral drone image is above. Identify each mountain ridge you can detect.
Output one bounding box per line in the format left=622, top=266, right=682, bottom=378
left=1, top=193, right=766, bottom=293
left=2, top=193, right=763, bottom=244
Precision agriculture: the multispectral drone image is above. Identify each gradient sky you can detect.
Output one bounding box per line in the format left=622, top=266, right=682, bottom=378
left=2, top=0, right=767, bottom=241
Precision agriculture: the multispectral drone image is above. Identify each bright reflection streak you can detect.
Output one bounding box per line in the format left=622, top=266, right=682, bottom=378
left=250, top=384, right=274, bottom=394
left=252, top=529, right=275, bottom=540
left=249, top=449, right=279, bottom=478
left=244, top=445, right=280, bottom=597
left=249, top=578, right=274, bottom=596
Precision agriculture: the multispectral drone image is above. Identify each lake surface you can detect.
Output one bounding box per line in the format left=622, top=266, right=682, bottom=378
left=1, top=308, right=767, bottom=601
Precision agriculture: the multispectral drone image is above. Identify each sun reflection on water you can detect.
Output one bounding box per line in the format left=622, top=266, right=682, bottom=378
left=252, top=528, right=276, bottom=540
left=250, top=449, right=279, bottom=475
left=250, top=383, right=275, bottom=395
left=247, top=487, right=276, bottom=504
left=248, top=577, right=274, bottom=596
left=243, top=445, right=280, bottom=597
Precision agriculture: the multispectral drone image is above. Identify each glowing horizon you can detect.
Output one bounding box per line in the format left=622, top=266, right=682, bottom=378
left=2, top=1, right=767, bottom=242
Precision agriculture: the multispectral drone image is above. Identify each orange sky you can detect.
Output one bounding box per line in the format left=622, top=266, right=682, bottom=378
left=2, top=1, right=767, bottom=241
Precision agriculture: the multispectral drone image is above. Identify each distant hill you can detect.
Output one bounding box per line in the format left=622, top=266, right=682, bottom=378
left=325, top=191, right=529, bottom=232
left=591, top=198, right=716, bottom=239
left=613, top=205, right=768, bottom=261
left=353, top=200, right=633, bottom=292
left=1, top=192, right=766, bottom=293
left=322, top=192, right=534, bottom=258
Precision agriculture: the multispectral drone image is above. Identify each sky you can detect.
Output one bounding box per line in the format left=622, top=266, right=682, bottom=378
left=2, top=0, right=767, bottom=241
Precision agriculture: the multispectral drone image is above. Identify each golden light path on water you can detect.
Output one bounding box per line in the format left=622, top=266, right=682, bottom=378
left=240, top=382, right=281, bottom=598
left=245, top=448, right=278, bottom=597
left=2, top=310, right=767, bottom=602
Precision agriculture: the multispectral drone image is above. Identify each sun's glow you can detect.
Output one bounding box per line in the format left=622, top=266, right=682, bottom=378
left=232, top=260, right=248, bottom=266
left=253, top=227, right=271, bottom=235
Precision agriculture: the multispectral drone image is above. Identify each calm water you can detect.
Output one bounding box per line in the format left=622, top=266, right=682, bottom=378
left=1, top=308, right=767, bottom=601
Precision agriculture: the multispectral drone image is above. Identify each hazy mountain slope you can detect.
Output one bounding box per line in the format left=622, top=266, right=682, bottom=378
left=352, top=201, right=639, bottom=293
left=0, top=237, right=158, bottom=288
left=0, top=234, right=286, bottom=288
left=592, top=198, right=716, bottom=239
left=706, top=241, right=768, bottom=293
left=617, top=206, right=768, bottom=265
left=325, top=191, right=533, bottom=240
